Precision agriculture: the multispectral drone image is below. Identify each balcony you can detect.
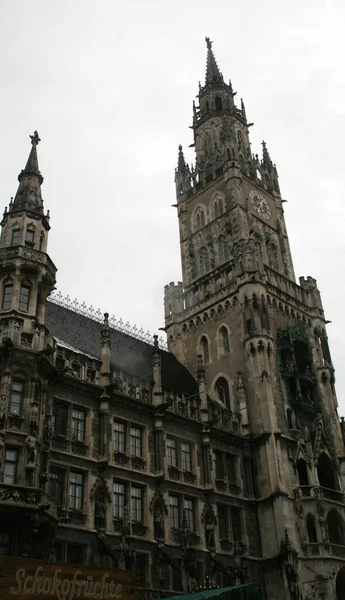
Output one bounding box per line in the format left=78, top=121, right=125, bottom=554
left=330, top=544, right=345, bottom=558
left=51, top=432, right=90, bottom=457
left=0, top=484, right=58, bottom=519
left=295, top=485, right=344, bottom=504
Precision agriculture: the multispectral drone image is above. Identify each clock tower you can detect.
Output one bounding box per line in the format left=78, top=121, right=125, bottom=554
left=165, top=38, right=345, bottom=599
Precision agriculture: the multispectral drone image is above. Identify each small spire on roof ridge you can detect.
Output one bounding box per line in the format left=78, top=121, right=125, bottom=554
left=11, top=131, right=44, bottom=214
left=241, top=98, right=247, bottom=122
left=177, top=145, right=188, bottom=172
left=204, top=36, right=223, bottom=85
left=262, top=140, right=273, bottom=166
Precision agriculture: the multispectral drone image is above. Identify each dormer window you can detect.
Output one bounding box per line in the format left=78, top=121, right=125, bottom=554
left=19, top=285, right=30, bottom=312
left=25, top=229, right=35, bottom=247
left=11, top=230, right=20, bottom=246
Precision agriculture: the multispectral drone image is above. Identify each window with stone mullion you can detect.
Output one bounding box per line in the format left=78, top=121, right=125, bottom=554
left=166, top=438, right=177, bottom=467
left=114, top=421, right=126, bottom=454
left=130, top=427, right=142, bottom=457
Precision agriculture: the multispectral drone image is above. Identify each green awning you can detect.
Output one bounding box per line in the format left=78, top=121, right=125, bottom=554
left=157, top=582, right=264, bottom=600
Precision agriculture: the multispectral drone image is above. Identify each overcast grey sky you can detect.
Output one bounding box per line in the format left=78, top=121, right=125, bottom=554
left=1, top=0, right=345, bottom=412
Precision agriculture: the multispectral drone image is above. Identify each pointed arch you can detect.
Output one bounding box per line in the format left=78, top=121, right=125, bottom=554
left=192, top=204, right=207, bottom=231
left=214, top=196, right=224, bottom=218
left=297, top=458, right=309, bottom=486
left=306, top=514, right=318, bottom=543
left=317, top=452, right=337, bottom=490
left=214, top=377, right=231, bottom=409
left=327, top=509, right=345, bottom=545
left=199, top=247, right=210, bottom=276
left=217, top=234, right=230, bottom=264
left=218, top=325, right=230, bottom=355
left=199, top=335, right=210, bottom=364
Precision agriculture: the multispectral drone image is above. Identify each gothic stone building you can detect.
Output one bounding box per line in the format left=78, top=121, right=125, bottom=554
left=0, top=40, right=345, bottom=600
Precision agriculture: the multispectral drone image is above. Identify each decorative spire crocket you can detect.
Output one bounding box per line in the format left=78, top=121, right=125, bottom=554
left=11, top=131, right=44, bottom=214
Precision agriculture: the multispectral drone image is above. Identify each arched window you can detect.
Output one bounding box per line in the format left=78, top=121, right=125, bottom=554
left=286, top=409, right=294, bottom=429
left=220, top=326, right=230, bottom=355
left=317, top=452, right=337, bottom=490
left=196, top=209, right=206, bottom=230
left=214, top=197, right=224, bottom=218
left=327, top=509, right=345, bottom=545
left=2, top=281, right=13, bottom=310
left=218, top=235, right=230, bottom=264
left=215, top=97, right=222, bottom=111
left=215, top=377, right=231, bottom=409
left=297, top=459, right=309, bottom=487
left=306, top=514, right=318, bottom=543
left=200, top=336, right=209, bottom=364
left=199, top=247, right=209, bottom=276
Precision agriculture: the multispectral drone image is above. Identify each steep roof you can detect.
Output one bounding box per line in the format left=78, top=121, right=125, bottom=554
left=45, top=301, right=198, bottom=396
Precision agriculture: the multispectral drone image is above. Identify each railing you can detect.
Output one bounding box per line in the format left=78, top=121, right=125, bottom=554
left=330, top=544, right=345, bottom=558
left=57, top=507, right=87, bottom=526
left=0, top=245, right=57, bottom=280
left=113, top=371, right=151, bottom=403
left=135, top=589, right=182, bottom=600
left=51, top=433, right=90, bottom=457
left=320, top=487, right=344, bottom=503
left=296, top=485, right=344, bottom=503
left=0, top=484, right=58, bottom=519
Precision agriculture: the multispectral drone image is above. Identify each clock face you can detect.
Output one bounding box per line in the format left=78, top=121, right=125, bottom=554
left=249, top=191, right=271, bottom=220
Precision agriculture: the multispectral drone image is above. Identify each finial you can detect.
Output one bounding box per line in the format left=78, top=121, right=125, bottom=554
left=30, top=131, right=41, bottom=146
left=153, top=334, right=159, bottom=349
left=104, top=312, right=109, bottom=327
left=205, top=36, right=213, bottom=50
left=262, top=140, right=272, bottom=167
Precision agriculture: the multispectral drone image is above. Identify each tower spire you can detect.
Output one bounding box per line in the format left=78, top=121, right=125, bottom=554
left=205, top=37, right=223, bottom=85
left=11, top=131, right=44, bottom=214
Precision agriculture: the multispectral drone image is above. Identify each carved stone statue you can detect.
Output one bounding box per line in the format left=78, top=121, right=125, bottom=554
left=95, top=489, right=106, bottom=530
left=25, top=432, right=37, bottom=465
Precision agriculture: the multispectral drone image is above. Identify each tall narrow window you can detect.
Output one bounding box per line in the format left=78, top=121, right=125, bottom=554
left=2, top=283, right=13, bottom=310
left=19, top=285, right=30, bottom=312
left=214, top=198, right=224, bottom=218
left=52, top=402, right=68, bottom=436
left=130, top=427, right=142, bottom=457
left=200, top=336, right=209, bottom=364
left=217, top=504, right=228, bottom=538
left=213, top=451, right=225, bottom=479
left=215, top=377, right=231, bottom=409
left=69, top=471, right=83, bottom=510
left=0, top=532, right=10, bottom=556
left=183, top=499, right=195, bottom=531
left=181, top=443, right=191, bottom=471
left=11, top=230, right=20, bottom=246
left=215, top=97, right=222, bottom=111
left=230, top=507, right=242, bottom=542
left=131, top=486, right=143, bottom=522
left=10, top=382, right=23, bottom=415
left=4, top=449, right=18, bottom=485
left=113, top=482, right=125, bottom=518
left=71, top=408, right=85, bottom=441
left=196, top=209, right=205, bottom=230
left=220, top=326, right=230, bottom=354
left=114, top=422, right=125, bottom=453
left=66, top=544, right=84, bottom=565
left=25, top=229, right=35, bottom=246
left=49, top=466, right=65, bottom=505
left=218, top=235, right=229, bottom=264
left=226, top=455, right=237, bottom=484
left=169, top=496, right=180, bottom=529
left=199, top=247, right=209, bottom=275
left=135, top=554, right=148, bottom=587
left=166, top=438, right=177, bottom=467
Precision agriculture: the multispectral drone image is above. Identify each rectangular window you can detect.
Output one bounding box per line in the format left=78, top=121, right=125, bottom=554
left=25, top=229, right=35, bottom=246
left=19, top=285, right=30, bottom=312
left=66, top=543, right=84, bottom=565
left=213, top=451, right=225, bottom=479
left=226, top=454, right=237, bottom=484
left=71, top=408, right=85, bottom=441
left=217, top=504, right=228, bottom=538
left=2, top=284, right=13, bottom=310
left=69, top=471, right=83, bottom=510
left=52, top=402, right=68, bottom=436
left=4, top=449, right=18, bottom=485
left=181, top=443, right=191, bottom=471
left=130, top=427, right=142, bottom=457
left=166, top=438, right=177, bottom=467
left=114, top=422, right=125, bottom=453
left=0, top=532, right=10, bottom=556
left=10, top=382, right=23, bottom=415
left=230, top=508, right=242, bottom=542
left=113, top=482, right=125, bottom=518
left=49, top=466, right=65, bottom=505
left=11, top=230, right=20, bottom=246
left=131, top=486, right=143, bottom=522
left=169, top=495, right=179, bottom=529
left=183, top=498, right=195, bottom=532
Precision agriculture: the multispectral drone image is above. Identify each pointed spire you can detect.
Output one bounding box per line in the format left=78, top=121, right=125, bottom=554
left=205, top=37, right=223, bottom=85
left=262, top=141, right=273, bottom=167
left=11, top=131, right=44, bottom=214
left=241, top=98, right=247, bottom=122
left=177, top=145, right=188, bottom=173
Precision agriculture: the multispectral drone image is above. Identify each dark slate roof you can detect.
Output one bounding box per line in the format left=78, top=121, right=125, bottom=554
left=45, top=301, right=198, bottom=396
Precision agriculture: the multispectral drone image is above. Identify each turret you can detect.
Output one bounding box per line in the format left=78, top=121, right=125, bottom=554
left=0, top=132, right=57, bottom=349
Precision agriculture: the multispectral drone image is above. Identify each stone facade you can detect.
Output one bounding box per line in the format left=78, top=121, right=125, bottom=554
left=0, top=40, right=344, bottom=600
